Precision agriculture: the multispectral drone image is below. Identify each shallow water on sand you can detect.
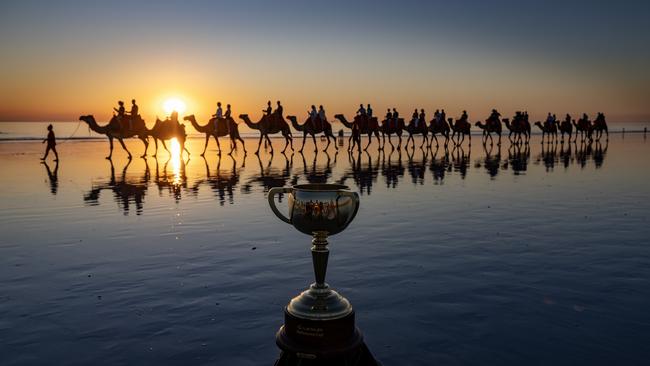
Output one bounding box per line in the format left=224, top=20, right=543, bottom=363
left=1, top=134, right=649, bottom=365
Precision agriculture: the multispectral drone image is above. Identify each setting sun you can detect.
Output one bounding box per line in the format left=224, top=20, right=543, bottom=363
left=163, top=98, right=187, bottom=116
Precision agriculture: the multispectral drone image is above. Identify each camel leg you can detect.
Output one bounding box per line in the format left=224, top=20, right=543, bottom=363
left=281, top=133, right=290, bottom=154
left=312, top=134, right=318, bottom=153
left=107, top=136, right=114, bottom=160
left=323, top=134, right=330, bottom=152
left=201, top=134, right=209, bottom=156
left=118, top=138, right=132, bottom=159
left=161, top=140, right=170, bottom=155
left=214, top=135, right=222, bottom=155
left=238, top=136, right=247, bottom=154
left=140, top=136, right=149, bottom=158
left=228, top=137, right=236, bottom=155
left=299, top=133, right=307, bottom=153
left=365, top=133, right=372, bottom=151
left=255, top=134, right=264, bottom=155
left=152, top=138, right=158, bottom=157
left=265, top=134, right=274, bottom=154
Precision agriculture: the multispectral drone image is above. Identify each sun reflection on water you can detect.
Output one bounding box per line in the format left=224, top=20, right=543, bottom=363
left=170, top=138, right=182, bottom=186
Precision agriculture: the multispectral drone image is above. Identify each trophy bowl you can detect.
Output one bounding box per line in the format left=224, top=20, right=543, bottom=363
left=268, top=184, right=359, bottom=236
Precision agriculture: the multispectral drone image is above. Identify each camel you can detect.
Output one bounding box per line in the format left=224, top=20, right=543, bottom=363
left=404, top=119, right=429, bottom=149
left=592, top=113, right=609, bottom=140
left=502, top=118, right=529, bottom=144
left=558, top=118, right=573, bottom=143
left=380, top=118, right=405, bottom=150
left=334, top=114, right=381, bottom=150
left=150, top=117, right=191, bottom=158
left=427, top=117, right=450, bottom=147
left=184, top=115, right=246, bottom=156
left=572, top=117, right=592, bottom=141
left=286, top=115, right=338, bottom=153
left=449, top=118, right=471, bottom=146
left=79, top=115, right=149, bottom=159
left=239, top=114, right=293, bottom=154
left=534, top=121, right=558, bottom=143
left=474, top=120, right=502, bottom=146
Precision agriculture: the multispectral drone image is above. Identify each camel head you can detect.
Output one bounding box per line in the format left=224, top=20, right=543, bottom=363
left=79, top=115, right=95, bottom=124
left=334, top=114, right=345, bottom=120
left=474, top=121, right=484, bottom=128
left=286, top=115, right=297, bottom=122
left=183, top=115, right=196, bottom=122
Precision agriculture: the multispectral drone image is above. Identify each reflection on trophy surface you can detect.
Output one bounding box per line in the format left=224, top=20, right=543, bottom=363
left=268, top=183, right=379, bottom=365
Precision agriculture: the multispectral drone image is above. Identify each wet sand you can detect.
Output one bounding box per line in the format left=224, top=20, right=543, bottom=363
left=1, top=135, right=649, bottom=365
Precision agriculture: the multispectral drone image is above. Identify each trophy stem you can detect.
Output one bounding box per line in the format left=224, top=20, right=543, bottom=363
left=311, top=231, right=329, bottom=288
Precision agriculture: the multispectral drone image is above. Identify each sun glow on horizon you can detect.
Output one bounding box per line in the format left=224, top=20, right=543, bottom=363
left=163, top=98, right=187, bottom=116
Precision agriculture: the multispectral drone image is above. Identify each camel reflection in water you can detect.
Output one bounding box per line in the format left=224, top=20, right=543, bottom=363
left=83, top=159, right=150, bottom=215
left=69, top=137, right=611, bottom=211
left=241, top=152, right=295, bottom=197
left=190, top=156, right=243, bottom=205
left=337, top=151, right=380, bottom=195
left=475, top=143, right=502, bottom=179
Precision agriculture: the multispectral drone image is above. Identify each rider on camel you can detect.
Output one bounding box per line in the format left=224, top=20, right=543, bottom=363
left=318, top=105, right=327, bottom=129
left=126, top=99, right=139, bottom=131
left=263, top=101, right=272, bottom=117
left=113, top=101, right=126, bottom=132
left=224, top=104, right=232, bottom=134
left=419, top=109, right=426, bottom=129
left=385, top=109, right=392, bottom=128
left=357, top=104, right=366, bottom=116
left=412, top=109, right=419, bottom=128
left=309, top=105, right=319, bottom=129
left=392, top=108, right=399, bottom=129
left=367, top=104, right=373, bottom=118
left=212, top=102, right=223, bottom=129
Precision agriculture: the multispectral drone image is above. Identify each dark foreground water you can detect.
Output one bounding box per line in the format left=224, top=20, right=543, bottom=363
left=1, top=134, right=649, bottom=365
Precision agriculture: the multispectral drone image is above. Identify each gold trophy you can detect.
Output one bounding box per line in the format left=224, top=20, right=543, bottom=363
left=268, top=184, right=379, bottom=365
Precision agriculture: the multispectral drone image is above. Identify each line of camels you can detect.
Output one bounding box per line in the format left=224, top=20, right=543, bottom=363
left=79, top=110, right=609, bottom=160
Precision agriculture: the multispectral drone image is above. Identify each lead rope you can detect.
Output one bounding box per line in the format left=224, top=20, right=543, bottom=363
left=56, top=121, right=83, bottom=145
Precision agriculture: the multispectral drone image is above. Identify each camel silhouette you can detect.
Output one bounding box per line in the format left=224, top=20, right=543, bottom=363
left=379, top=118, right=405, bottom=150
left=334, top=114, right=381, bottom=151
left=404, top=119, right=429, bottom=149
left=502, top=118, right=528, bottom=144
left=239, top=114, right=293, bottom=154
left=558, top=118, right=574, bottom=143
left=592, top=113, right=609, bottom=141
left=449, top=118, right=471, bottom=146
left=427, top=117, right=450, bottom=148
left=286, top=115, right=338, bottom=153
left=79, top=115, right=149, bottom=159
left=572, top=117, right=593, bottom=142
left=534, top=121, right=558, bottom=143
left=184, top=114, right=246, bottom=156
left=475, top=120, right=502, bottom=146
left=150, top=117, right=191, bottom=158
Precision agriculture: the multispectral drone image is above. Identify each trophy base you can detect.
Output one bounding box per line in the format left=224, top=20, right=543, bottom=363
left=274, top=308, right=381, bottom=365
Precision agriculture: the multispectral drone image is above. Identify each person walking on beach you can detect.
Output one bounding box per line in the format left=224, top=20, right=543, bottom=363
left=41, top=124, right=58, bottom=161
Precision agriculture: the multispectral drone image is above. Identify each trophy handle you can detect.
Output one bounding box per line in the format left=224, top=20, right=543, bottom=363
left=337, top=191, right=360, bottom=229
left=268, top=187, right=292, bottom=224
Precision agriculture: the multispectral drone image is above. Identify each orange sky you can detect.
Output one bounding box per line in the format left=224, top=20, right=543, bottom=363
left=1, top=1, right=648, bottom=124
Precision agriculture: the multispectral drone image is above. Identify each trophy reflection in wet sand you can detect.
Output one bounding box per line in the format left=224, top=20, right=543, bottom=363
left=269, top=184, right=380, bottom=365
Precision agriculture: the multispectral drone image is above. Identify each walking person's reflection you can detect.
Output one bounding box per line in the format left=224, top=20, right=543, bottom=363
left=42, top=160, right=59, bottom=195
